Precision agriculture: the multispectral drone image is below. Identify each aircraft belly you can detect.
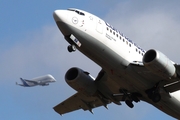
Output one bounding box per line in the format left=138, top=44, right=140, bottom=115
left=66, top=25, right=129, bottom=70
left=64, top=24, right=165, bottom=93
left=98, top=62, right=180, bottom=119
left=65, top=24, right=154, bottom=99
left=143, top=95, right=180, bottom=119
left=56, top=21, right=72, bottom=36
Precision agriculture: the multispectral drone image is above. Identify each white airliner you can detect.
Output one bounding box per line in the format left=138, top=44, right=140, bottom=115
left=16, top=74, right=56, bottom=87
left=53, top=8, right=180, bottom=119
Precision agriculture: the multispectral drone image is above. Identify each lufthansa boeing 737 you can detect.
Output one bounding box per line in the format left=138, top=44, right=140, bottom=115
left=53, top=8, right=180, bottom=119
left=16, top=74, right=56, bottom=87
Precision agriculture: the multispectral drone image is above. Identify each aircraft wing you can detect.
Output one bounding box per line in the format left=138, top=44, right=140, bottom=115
left=54, top=69, right=125, bottom=115
left=53, top=92, right=110, bottom=115
left=164, top=64, right=180, bottom=92
left=129, top=62, right=180, bottom=93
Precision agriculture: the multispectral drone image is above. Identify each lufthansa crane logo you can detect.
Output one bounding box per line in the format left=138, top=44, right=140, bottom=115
left=72, top=17, right=78, bottom=24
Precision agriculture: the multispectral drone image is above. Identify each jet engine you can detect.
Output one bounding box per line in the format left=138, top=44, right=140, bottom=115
left=143, top=49, right=176, bottom=79
left=65, top=67, right=97, bottom=95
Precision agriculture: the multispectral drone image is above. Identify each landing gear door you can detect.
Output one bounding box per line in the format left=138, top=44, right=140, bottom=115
left=96, top=18, right=103, bottom=34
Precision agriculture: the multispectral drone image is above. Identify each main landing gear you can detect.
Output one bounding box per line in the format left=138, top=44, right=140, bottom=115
left=117, top=89, right=142, bottom=108
left=65, top=34, right=81, bottom=52
left=146, top=83, right=161, bottom=103
left=124, top=93, right=141, bottom=108
left=67, top=45, right=76, bottom=52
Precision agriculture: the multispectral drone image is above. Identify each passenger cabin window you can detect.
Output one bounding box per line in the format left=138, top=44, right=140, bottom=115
left=67, top=8, right=85, bottom=16
left=110, top=29, right=112, bottom=33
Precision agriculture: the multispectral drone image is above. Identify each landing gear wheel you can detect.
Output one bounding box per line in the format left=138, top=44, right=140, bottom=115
left=125, top=100, right=134, bottom=108
left=147, top=92, right=153, bottom=99
left=131, top=95, right=140, bottom=103
left=152, top=93, right=161, bottom=103
left=67, top=45, right=76, bottom=52
left=146, top=89, right=161, bottom=103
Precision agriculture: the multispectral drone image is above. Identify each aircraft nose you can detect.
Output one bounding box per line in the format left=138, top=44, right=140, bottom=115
left=53, top=10, right=67, bottom=22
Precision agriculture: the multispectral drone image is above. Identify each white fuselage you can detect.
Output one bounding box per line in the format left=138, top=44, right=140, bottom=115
left=18, top=74, right=56, bottom=87
left=53, top=9, right=180, bottom=119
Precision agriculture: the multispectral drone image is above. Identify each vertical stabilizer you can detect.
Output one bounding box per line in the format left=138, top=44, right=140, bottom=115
left=20, top=78, right=29, bottom=87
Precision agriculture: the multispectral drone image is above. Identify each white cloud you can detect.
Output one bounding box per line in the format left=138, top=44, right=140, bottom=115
left=0, top=24, right=100, bottom=80
left=104, top=1, right=180, bottom=62
left=1, top=1, right=179, bottom=119
left=0, top=23, right=101, bottom=119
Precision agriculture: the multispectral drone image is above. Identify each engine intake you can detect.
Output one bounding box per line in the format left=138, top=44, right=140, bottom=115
left=65, top=67, right=97, bottom=95
left=143, top=49, right=176, bottom=79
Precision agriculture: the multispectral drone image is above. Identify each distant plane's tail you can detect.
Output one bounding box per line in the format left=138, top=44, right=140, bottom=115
left=17, top=78, right=29, bottom=87
left=16, top=81, right=23, bottom=86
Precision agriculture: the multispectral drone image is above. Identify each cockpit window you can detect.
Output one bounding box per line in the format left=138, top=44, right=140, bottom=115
left=67, top=8, right=85, bottom=16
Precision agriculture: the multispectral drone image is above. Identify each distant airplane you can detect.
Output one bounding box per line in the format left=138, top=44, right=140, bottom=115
left=16, top=74, right=56, bottom=87
left=52, top=8, right=180, bottom=119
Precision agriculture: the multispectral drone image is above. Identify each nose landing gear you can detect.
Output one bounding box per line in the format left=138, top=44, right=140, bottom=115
left=67, top=45, right=76, bottom=52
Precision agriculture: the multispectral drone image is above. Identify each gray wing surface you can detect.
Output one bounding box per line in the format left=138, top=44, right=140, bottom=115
left=54, top=63, right=180, bottom=115
left=164, top=64, right=180, bottom=93
left=129, top=62, right=180, bottom=93
left=53, top=70, right=121, bottom=115
left=53, top=92, right=110, bottom=115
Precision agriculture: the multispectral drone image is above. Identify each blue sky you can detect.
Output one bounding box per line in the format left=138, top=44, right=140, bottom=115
left=0, top=0, right=179, bottom=120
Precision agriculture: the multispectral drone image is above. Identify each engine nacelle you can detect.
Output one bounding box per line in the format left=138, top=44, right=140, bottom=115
left=65, top=67, right=97, bottom=95
left=143, top=49, right=176, bottom=79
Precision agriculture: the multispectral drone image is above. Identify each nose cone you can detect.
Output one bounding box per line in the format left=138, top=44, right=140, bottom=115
left=53, top=10, right=71, bottom=36
left=53, top=10, right=67, bottom=22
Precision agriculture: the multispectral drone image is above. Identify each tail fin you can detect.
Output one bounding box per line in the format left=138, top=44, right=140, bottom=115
left=19, top=78, right=29, bottom=86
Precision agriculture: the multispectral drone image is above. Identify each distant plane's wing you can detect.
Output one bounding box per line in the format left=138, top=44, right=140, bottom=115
left=129, top=62, right=180, bottom=93
left=53, top=92, right=110, bottom=115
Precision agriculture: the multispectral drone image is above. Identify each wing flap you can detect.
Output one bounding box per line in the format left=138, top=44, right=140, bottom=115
left=164, top=81, right=180, bottom=93
left=130, top=63, right=180, bottom=93
left=163, top=64, right=180, bottom=92
left=129, top=63, right=163, bottom=83
left=54, top=93, right=80, bottom=115
left=53, top=92, right=107, bottom=115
